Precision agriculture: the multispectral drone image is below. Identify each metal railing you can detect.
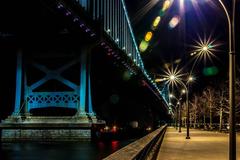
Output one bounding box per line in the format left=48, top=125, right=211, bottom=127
left=103, top=124, right=167, bottom=160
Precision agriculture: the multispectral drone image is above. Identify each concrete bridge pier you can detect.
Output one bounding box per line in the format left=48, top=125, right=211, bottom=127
left=1, top=44, right=104, bottom=142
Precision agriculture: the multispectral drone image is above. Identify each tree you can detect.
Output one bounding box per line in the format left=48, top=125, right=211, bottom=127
left=190, top=94, right=199, bottom=128
left=181, top=102, right=187, bottom=127
left=203, top=86, right=215, bottom=130
left=199, top=95, right=208, bottom=129
left=214, top=82, right=228, bottom=131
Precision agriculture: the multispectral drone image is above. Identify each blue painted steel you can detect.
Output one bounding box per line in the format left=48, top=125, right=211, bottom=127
left=77, top=0, right=145, bottom=70
left=24, top=72, right=29, bottom=114
left=79, top=52, right=87, bottom=114
left=30, top=63, right=79, bottom=91
left=76, top=0, right=168, bottom=108
left=161, top=83, right=170, bottom=105
left=13, top=51, right=22, bottom=115
left=23, top=58, right=89, bottom=112
left=27, top=92, right=79, bottom=110
left=88, top=68, right=94, bottom=115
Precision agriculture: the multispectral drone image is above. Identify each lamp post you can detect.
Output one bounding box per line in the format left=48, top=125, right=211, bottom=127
left=162, top=71, right=191, bottom=134
left=169, top=94, right=181, bottom=130
left=175, top=102, right=179, bottom=130
left=185, top=76, right=193, bottom=139
left=182, top=0, right=236, bottom=158
left=179, top=78, right=193, bottom=139
left=180, top=84, right=189, bottom=137
left=169, top=92, right=184, bottom=134
left=216, top=1, right=236, bottom=159
left=178, top=101, right=182, bottom=133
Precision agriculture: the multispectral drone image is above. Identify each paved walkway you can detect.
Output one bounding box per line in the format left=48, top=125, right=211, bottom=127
left=157, top=127, right=240, bottom=160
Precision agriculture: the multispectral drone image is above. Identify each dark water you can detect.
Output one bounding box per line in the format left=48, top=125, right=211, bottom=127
left=0, top=140, right=134, bottom=160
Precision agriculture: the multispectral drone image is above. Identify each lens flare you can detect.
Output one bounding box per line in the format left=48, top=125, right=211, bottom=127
left=169, top=16, right=181, bottom=28
left=139, top=40, right=149, bottom=52
left=152, top=16, right=161, bottom=30
left=144, top=31, right=153, bottom=42
left=162, top=0, right=173, bottom=11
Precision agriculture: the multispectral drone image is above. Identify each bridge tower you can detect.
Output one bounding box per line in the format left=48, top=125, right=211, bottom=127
left=1, top=43, right=103, bottom=140
left=0, top=0, right=169, bottom=141
left=12, top=47, right=97, bottom=119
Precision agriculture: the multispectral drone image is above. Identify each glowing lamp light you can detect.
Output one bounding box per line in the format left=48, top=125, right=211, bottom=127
left=152, top=16, right=161, bottom=29
left=169, top=75, right=175, bottom=81
left=181, top=89, right=186, bottom=94
left=188, top=76, right=194, bottom=82
left=112, top=126, right=117, bottom=133
left=139, top=40, right=149, bottom=52
left=169, top=16, right=181, bottom=29
left=144, top=31, right=153, bottom=42
left=146, top=127, right=152, bottom=131
left=202, top=46, right=208, bottom=51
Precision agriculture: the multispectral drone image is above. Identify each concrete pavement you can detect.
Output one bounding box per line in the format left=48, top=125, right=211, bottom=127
left=157, top=127, right=240, bottom=160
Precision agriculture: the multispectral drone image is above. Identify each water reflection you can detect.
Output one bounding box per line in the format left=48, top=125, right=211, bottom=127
left=0, top=140, right=133, bottom=160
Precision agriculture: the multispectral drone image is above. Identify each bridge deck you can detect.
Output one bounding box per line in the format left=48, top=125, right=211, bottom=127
left=157, top=127, right=240, bottom=160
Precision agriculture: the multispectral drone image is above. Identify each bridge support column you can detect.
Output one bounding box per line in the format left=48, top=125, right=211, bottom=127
left=76, top=47, right=91, bottom=122
left=23, top=72, right=30, bottom=116
left=75, top=46, right=97, bottom=123
left=87, top=54, right=97, bottom=123
left=12, top=50, right=23, bottom=116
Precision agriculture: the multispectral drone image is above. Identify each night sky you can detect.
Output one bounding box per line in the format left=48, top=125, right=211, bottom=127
left=0, top=0, right=239, bottom=126
left=126, top=0, right=239, bottom=93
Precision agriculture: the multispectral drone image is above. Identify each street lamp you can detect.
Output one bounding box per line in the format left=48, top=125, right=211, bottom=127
left=179, top=82, right=190, bottom=138
left=189, top=36, right=220, bottom=75
left=185, top=75, right=195, bottom=139
left=175, top=75, right=195, bottom=139
left=169, top=93, right=181, bottom=130
left=218, top=1, right=237, bottom=159
left=161, top=68, right=193, bottom=135
left=169, top=94, right=182, bottom=133
left=181, top=89, right=186, bottom=94
left=188, top=76, right=194, bottom=82
left=180, top=1, right=236, bottom=158
left=170, top=75, right=176, bottom=81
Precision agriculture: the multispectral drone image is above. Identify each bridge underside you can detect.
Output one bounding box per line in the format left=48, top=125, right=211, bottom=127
left=0, top=0, right=170, bottom=141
